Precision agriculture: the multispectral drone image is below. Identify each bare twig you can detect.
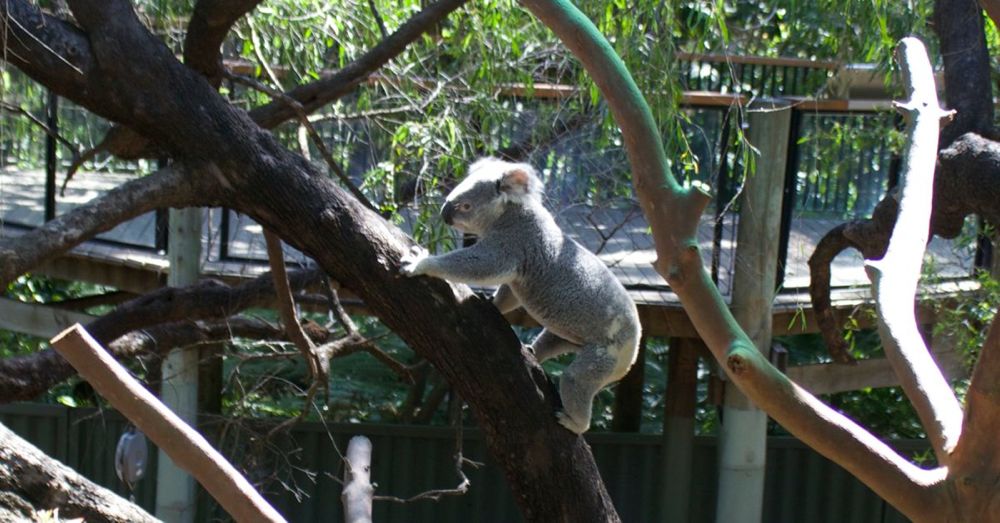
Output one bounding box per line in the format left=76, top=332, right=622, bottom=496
left=322, top=277, right=360, bottom=334
left=366, top=0, right=389, bottom=39
left=61, top=145, right=102, bottom=195
left=373, top=399, right=480, bottom=504
left=225, top=70, right=378, bottom=213
left=0, top=101, right=79, bottom=157
left=585, top=206, right=638, bottom=255
left=263, top=231, right=322, bottom=379
left=307, top=82, right=443, bottom=122
left=317, top=277, right=415, bottom=382
left=263, top=231, right=325, bottom=437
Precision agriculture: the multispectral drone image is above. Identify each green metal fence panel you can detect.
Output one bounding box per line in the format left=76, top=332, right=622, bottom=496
left=0, top=402, right=69, bottom=461
left=0, top=404, right=917, bottom=522
left=66, top=408, right=159, bottom=512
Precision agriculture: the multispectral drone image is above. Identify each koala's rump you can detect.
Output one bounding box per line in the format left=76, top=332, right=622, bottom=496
left=512, top=239, right=638, bottom=348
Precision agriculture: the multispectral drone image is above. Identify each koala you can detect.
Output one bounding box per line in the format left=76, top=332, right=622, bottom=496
left=400, top=157, right=641, bottom=434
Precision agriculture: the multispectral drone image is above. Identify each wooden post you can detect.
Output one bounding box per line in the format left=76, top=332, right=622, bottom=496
left=156, top=207, right=202, bottom=523
left=662, top=337, right=700, bottom=521
left=715, top=100, right=791, bottom=523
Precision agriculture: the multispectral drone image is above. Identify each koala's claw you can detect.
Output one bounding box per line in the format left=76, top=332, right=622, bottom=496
left=555, top=410, right=588, bottom=434
left=399, top=246, right=429, bottom=276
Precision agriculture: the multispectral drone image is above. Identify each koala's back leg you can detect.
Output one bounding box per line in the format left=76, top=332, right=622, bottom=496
left=555, top=346, right=618, bottom=434
left=530, top=329, right=580, bottom=363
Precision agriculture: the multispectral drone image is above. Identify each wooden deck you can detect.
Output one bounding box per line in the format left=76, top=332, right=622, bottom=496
left=0, top=168, right=977, bottom=330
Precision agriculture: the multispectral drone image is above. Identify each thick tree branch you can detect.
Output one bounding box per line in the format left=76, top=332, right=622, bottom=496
left=809, top=132, right=1000, bottom=358
left=184, top=0, right=262, bottom=86
left=934, top=0, right=993, bottom=145
left=0, top=167, right=218, bottom=288
left=13, top=2, right=621, bottom=519
left=520, top=2, right=949, bottom=518
left=0, top=270, right=323, bottom=403
left=0, top=2, right=95, bottom=109
left=111, top=318, right=286, bottom=355
left=808, top=199, right=897, bottom=362
left=866, top=39, right=962, bottom=462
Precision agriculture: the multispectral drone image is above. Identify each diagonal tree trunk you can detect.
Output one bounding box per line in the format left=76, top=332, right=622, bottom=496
left=2, top=1, right=620, bottom=519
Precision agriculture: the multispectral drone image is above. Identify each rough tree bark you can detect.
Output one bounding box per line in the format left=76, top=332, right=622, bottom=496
left=0, top=1, right=618, bottom=520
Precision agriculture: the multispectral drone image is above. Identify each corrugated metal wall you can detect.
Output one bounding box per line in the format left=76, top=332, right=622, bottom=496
left=0, top=404, right=916, bottom=522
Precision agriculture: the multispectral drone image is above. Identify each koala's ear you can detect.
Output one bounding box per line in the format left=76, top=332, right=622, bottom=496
left=499, top=167, right=532, bottom=196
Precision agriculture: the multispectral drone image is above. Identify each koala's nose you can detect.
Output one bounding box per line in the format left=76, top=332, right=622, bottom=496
left=440, top=201, right=455, bottom=226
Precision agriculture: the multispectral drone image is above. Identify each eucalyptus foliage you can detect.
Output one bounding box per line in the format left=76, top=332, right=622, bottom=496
left=0, top=0, right=965, bottom=431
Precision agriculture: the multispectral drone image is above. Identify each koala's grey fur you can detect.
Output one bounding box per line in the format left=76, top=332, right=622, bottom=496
left=400, top=157, right=641, bottom=433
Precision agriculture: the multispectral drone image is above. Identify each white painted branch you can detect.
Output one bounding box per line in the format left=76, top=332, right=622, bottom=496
left=342, top=435, right=375, bottom=523
left=866, top=37, right=962, bottom=462
left=50, top=324, right=286, bottom=523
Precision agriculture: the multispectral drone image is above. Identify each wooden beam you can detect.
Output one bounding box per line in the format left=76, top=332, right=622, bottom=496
left=37, top=255, right=164, bottom=294
left=675, top=52, right=841, bottom=70
left=786, top=348, right=967, bottom=396
left=0, top=298, right=96, bottom=338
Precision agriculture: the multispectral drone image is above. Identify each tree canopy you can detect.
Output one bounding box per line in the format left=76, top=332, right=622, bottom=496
left=1, top=0, right=999, bottom=521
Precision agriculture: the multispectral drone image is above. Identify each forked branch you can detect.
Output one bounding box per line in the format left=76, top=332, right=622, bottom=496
left=520, top=1, right=948, bottom=517
left=866, top=38, right=962, bottom=463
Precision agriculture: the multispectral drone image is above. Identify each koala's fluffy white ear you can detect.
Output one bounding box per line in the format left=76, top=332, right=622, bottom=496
left=498, top=164, right=540, bottom=199
left=499, top=167, right=531, bottom=195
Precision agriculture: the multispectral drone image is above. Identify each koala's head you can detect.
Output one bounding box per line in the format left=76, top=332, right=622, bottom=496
left=440, top=157, right=543, bottom=235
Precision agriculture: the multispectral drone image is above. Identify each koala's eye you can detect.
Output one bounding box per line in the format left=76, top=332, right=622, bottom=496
left=458, top=202, right=472, bottom=212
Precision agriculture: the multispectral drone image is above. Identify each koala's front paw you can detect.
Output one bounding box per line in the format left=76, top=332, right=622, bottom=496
left=399, top=245, right=429, bottom=277
left=555, top=410, right=589, bottom=434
